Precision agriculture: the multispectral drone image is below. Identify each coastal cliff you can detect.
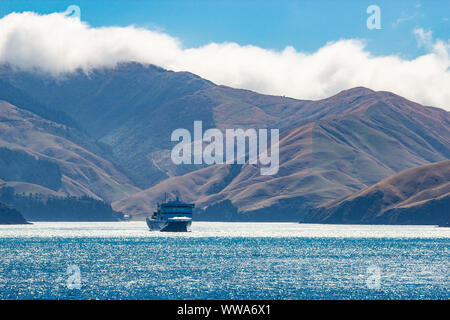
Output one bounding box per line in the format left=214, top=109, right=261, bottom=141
left=0, top=202, right=29, bottom=224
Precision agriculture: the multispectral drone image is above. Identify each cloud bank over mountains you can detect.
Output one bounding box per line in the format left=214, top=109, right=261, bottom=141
left=0, top=12, right=449, bottom=110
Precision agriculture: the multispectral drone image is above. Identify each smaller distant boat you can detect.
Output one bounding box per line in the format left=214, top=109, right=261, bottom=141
left=146, top=196, right=194, bottom=232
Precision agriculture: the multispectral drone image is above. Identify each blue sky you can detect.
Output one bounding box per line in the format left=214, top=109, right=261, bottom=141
left=0, top=0, right=448, bottom=59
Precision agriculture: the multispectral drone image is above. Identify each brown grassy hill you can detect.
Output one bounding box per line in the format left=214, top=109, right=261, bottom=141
left=303, top=160, right=450, bottom=225
left=0, top=100, right=139, bottom=202
left=9, top=64, right=444, bottom=190
left=114, top=89, right=450, bottom=220
left=0, top=181, right=65, bottom=199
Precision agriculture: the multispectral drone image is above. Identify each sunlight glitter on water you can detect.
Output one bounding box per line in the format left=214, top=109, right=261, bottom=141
left=0, top=221, right=448, bottom=239
left=0, top=222, right=448, bottom=299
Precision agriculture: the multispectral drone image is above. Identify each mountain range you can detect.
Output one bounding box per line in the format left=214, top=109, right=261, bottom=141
left=0, top=62, right=449, bottom=223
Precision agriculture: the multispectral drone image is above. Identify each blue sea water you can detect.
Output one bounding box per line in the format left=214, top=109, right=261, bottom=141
left=0, top=222, right=448, bottom=300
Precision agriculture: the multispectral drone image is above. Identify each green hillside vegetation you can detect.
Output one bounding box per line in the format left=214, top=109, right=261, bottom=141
left=0, top=186, right=124, bottom=221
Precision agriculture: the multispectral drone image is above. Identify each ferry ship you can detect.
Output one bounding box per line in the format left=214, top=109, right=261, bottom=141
left=146, top=196, right=194, bottom=232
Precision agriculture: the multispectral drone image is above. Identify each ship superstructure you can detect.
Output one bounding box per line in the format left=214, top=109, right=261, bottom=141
left=146, top=196, right=194, bottom=232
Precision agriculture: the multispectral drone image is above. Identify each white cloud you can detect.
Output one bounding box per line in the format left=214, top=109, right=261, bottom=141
left=413, top=27, right=433, bottom=49
left=0, top=12, right=449, bottom=110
